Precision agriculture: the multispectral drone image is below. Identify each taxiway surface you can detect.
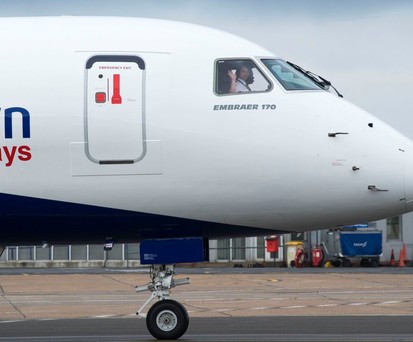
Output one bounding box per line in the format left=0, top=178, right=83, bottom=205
left=0, top=267, right=412, bottom=341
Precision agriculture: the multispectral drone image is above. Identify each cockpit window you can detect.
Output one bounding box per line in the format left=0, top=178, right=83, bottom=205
left=215, top=59, right=272, bottom=95
left=261, top=59, right=323, bottom=91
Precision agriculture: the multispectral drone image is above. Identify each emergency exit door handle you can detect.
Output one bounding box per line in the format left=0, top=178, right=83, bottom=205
left=112, top=74, right=122, bottom=104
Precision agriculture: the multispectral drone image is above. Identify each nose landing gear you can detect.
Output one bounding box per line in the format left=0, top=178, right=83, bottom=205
left=136, top=264, right=190, bottom=340
left=136, top=237, right=207, bottom=339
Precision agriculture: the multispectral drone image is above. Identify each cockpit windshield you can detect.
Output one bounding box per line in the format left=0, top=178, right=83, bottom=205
left=261, top=59, right=323, bottom=91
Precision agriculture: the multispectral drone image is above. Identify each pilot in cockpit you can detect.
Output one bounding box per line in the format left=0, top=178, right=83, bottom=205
left=227, top=64, right=254, bottom=93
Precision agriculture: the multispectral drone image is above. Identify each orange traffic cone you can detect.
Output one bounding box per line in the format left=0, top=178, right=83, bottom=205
left=389, top=249, right=396, bottom=266
left=402, top=243, right=408, bottom=263
left=399, top=248, right=406, bottom=267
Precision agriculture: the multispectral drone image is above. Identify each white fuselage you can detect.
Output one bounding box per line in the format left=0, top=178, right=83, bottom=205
left=1, top=17, right=413, bottom=244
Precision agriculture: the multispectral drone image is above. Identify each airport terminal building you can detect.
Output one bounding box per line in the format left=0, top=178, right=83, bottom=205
left=1, top=213, right=412, bottom=267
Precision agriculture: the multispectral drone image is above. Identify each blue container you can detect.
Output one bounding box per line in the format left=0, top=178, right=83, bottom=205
left=340, top=231, right=382, bottom=257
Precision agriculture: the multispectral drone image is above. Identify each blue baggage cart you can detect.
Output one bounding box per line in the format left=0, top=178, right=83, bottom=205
left=340, top=230, right=382, bottom=267
left=322, top=230, right=382, bottom=267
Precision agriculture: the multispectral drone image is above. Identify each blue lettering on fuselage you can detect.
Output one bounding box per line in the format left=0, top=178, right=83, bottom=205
left=4, top=107, right=31, bottom=139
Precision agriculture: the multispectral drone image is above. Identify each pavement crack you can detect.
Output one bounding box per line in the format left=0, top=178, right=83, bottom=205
left=217, top=310, right=233, bottom=317
left=100, top=274, right=136, bottom=288
left=1, top=294, right=26, bottom=319
left=0, top=282, right=25, bottom=318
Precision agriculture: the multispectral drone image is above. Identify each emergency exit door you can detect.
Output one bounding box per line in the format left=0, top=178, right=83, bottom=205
left=85, top=55, right=146, bottom=164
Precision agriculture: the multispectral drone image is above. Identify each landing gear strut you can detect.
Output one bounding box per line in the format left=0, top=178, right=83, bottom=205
left=136, top=264, right=190, bottom=340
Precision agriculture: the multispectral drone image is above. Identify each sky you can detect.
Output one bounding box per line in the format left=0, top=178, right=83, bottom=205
left=1, top=0, right=413, bottom=137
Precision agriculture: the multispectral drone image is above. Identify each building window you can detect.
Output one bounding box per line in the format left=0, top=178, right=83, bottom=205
left=7, top=247, right=17, bottom=261
left=18, top=247, right=34, bottom=261
left=106, top=244, right=123, bottom=260
left=36, top=246, right=52, bottom=260
left=125, top=243, right=140, bottom=260
left=256, top=236, right=265, bottom=259
left=217, top=239, right=230, bottom=260
left=232, top=238, right=246, bottom=261
left=71, top=245, right=88, bottom=260
left=386, top=216, right=402, bottom=240
left=89, top=244, right=104, bottom=260
left=54, top=246, right=70, bottom=260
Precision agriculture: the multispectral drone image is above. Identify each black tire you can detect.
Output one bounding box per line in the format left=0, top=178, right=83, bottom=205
left=370, top=258, right=380, bottom=268
left=360, top=258, right=369, bottom=267
left=146, top=300, right=189, bottom=340
left=342, top=258, right=352, bottom=267
left=332, top=259, right=341, bottom=267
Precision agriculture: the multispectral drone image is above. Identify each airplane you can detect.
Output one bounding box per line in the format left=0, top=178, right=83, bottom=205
left=1, top=16, right=413, bottom=339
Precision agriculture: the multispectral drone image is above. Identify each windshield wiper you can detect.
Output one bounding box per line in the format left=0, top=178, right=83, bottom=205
left=286, top=61, right=343, bottom=98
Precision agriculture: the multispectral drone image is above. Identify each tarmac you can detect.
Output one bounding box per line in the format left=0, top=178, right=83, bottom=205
left=0, top=267, right=413, bottom=341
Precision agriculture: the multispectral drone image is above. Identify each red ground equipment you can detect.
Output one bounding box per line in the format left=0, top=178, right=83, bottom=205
left=294, top=247, right=308, bottom=268
left=312, top=245, right=324, bottom=267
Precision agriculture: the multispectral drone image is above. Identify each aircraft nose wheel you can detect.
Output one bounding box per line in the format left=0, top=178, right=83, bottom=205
left=136, top=264, right=191, bottom=339
left=146, top=300, right=189, bottom=340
